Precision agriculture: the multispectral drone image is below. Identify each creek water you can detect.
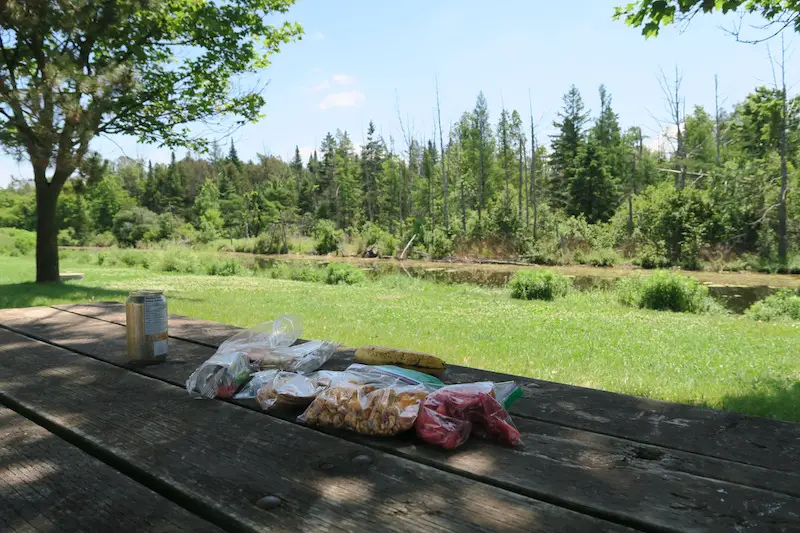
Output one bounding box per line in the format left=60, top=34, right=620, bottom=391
left=252, top=257, right=779, bottom=314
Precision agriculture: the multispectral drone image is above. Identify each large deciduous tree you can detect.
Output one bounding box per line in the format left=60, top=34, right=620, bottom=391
left=0, top=0, right=302, bottom=282
left=614, top=1, right=800, bottom=40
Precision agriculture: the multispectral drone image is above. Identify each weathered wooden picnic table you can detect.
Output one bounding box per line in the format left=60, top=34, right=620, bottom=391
left=0, top=302, right=798, bottom=533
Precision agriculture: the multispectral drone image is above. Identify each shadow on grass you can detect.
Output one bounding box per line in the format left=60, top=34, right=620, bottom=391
left=0, top=282, right=126, bottom=310
left=719, top=378, right=800, bottom=423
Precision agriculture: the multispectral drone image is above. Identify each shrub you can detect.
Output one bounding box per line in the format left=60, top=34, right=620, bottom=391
left=314, top=220, right=342, bottom=255
left=117, top=250, right=151, bottom=269
left=0, top=228, right=36, bottom=256
left=635, top=243, right=670, bottom=269
left=619, top=271, right=710, bottom=313
left=509, top=270, right=572, bottom=301
left=58, top=227, right=81, bottom=246
left=324, top=262, right=366, bottom=285
left=289, top=265, right=324, bottom=283
left=156, top=213, right=185, bottom=241
left=576, top=248, right=620, bottom=267
left=158, top=248, right=200, bottom=274
left=426, top=229, right=454, bottom=259
left=746, top=289, right=800, bottom=322
left=87, top=231, right=116, bottom=247
left=207, top=258, right=245, bottom=276
left=254, top=226, right=287, bottom=255
left=112, top=207, right=159, bottom=247
left=628, top=182, right=716, bottom=266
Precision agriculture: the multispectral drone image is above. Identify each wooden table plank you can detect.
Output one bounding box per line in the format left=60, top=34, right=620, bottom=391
left=0, top=328, right=633, bottom=533
left=51, top=302, right=800, bottom=473
left=0, top=407, right=222, bottom=533
left=9, top=306, right=800, bottom=532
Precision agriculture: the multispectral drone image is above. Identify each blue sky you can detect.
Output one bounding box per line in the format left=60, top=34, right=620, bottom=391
left=1, top=0, right=797, bottom=185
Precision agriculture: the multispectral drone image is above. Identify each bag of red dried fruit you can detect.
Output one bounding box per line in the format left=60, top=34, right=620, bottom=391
left=415, top=382, right=522, bottom=450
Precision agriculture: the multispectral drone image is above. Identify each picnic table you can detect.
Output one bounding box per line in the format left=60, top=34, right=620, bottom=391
left=0, top=302, right=798, bottom=533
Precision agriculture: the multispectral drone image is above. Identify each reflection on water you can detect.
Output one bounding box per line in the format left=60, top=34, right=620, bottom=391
left=252, top=257, right=777, bottom=314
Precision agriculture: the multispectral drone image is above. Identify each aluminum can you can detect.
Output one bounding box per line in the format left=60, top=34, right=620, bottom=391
left=126, top=290, right=168, bottom=363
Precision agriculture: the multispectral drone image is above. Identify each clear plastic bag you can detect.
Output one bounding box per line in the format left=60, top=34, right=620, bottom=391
left=217, top=315, right=302, bottom=361
left=185, top=351, right=253, bottom=399
left=235, top=369, right=347, bottom=407
left=345, top=363, right=445, bottom=390
left=299, top=378, right=429, bottom=437
left=415, top=382, right=523, bottom=449
left=257, top=340, right=340, bottom=373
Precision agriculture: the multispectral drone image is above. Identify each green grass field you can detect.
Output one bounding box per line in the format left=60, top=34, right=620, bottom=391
left=1, top=254, right=798, bottom=423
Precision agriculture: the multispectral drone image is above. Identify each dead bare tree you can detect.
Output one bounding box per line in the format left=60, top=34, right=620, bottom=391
left=435, top=77, right=449, bottom=231
left=528, top=90, right=538, bottom=240
left=768, top=35, right=791, bottom=265
left=657, top=67, right=687, bottom=189
left=715, top=74, right=722, bottom=167
left=395, top=93, right=416, bottom=229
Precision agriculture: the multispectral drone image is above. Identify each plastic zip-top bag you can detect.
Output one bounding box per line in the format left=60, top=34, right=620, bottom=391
left=415, top=382, right=523, bottom=449
left=298, top=372, right=429, bottom=437
left=187, top=314, right=306, bottom=399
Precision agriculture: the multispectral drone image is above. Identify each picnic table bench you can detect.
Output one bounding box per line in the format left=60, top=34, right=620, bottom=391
left=0, top=302, right=798, bottom=533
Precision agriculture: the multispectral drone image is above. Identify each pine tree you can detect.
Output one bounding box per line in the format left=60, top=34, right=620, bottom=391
left=317, top=133, right=337, bottom=221
left=228, top=139, right=241, bottom=167
left=497, top=108, right=513, bottom=208
left=550, top=85, right=590, bottom=210
left=510, top=110, right=526, bottom=219
left=334, top=130, right=361, bottom=228
left=472, top=92, right=493, bottom=222
left=291, top=145, right=303, bottom=206
left=569, top=138, right=617, bottom=223
left=361, top=121, right=385, bottom=222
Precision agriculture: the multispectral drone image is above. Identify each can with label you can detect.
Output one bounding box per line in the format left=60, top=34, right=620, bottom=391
left=126, top=290, right=168, bottom=363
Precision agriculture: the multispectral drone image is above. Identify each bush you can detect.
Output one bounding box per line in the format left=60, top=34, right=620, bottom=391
left=627, top=183, right=716, bottom=267
left=0, top=228, right=36, bottom=256
left=58, top=227, right=81, bottom=246
left=509, top=270, right=572, bottom=301
left=314, top=220, right=342, bottom=255
left=746, top=289, right=800, bottom=322
left=426, top=229, right=454, bottom=259
left=158, top=248, right=200, bottom=274
left=254, top=226, right=287, bottom=255
left=289, top=265, right=324, bottom=283
left=87, top=231, right=116, bottom=247
left=117, top=250, right=151, bottom=269
left=112, top=207, right=159, bottom=247
left=635, top=243, right=670, bottom=269
left=619, top=271, right=711, bottom=313
left=576, top=248, right=620, bottom=267
left=324, top=262, right=366, bottom=285
left=207, top=258, right=245, bottom=276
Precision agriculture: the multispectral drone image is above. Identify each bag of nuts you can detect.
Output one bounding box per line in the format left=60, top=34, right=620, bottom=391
left=298, top=379, right=429, bottom=437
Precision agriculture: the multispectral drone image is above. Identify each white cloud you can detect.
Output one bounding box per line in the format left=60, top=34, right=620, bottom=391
left=319, top=91, right=365, bottom=110
left=312, top=31, right=325, bottom=41
left=331, top=73, right=356, bottom=86
left=308, top=79, right=331, bottom=93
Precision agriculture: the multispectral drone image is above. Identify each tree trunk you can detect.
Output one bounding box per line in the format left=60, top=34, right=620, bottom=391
left=35, top=173, right=62, bottom=284
left=627, top=194, right=634, bottom=237
left=714, top=74, right=722, bottom=167
left=778, top=47, right=789, bottom=265
left=517, top=143, right=523, bottom=219
left=460, top=178, right=467, bottom=235
left=435, top=80, right=449, bottom=231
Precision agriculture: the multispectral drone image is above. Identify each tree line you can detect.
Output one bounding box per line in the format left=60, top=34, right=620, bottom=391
left=1, top=81, right=798, bottom=268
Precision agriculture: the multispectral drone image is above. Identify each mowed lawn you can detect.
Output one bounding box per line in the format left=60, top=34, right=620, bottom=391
left=1, top=254, right=798, bottom=423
